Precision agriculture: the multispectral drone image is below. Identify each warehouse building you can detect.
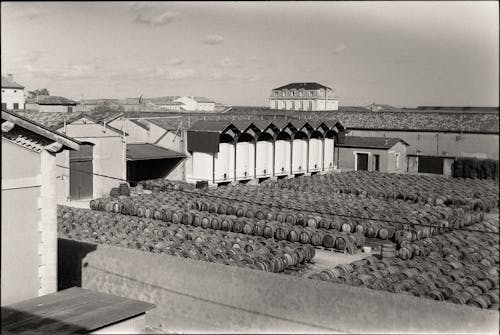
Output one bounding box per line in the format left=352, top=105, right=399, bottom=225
left=337, top=136, right=409, bottom=172
left=186, top=119, right=345, bottom=185
left=14, top=110, right=127, bottom=202
left=26, top=95, right=78, bottom=113
left=1, top=110, right=80, bottom=305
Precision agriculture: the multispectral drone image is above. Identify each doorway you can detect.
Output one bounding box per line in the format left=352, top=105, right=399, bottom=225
left=356, top=153, right=369, bottom=171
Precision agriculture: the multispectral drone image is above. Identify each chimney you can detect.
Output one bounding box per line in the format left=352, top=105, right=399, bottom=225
left=7, top=74, right=13, bottom=82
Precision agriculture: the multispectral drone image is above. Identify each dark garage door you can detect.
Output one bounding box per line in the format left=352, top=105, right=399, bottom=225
left=418, top=156, right=444, bottom=174
left=70, top=144, right=93, bottom=200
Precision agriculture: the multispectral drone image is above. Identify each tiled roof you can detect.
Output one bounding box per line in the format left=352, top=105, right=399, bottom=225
left=2, top=110, right=81, bottom=151
left=273, top=83, right=331, bottom=90
left=189, top=120, right=234, bottom=132
left=226, top=106, right=499, bottom=133
left=27, top=95, right=78, bottom=105
left=2, top=126, right=52, bottom=152
left=338, top=136, right=408, bottom=149
left=1, top=75, right=24, bottom=89
left=192, top=96, right=215, bottom=103
left=14, top=110, right=122, bottom=131
left=146, top=118, right=183, bottom=131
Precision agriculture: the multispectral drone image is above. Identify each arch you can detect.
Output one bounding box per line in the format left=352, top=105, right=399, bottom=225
left=293, top=131, right=308, bottom=140
left=237, top=132, right=254, bottom=143
left=220, top=133, right=235, bottom=144
left=325, top=129, right=337, bottom=139
left=310, top=130, right=323, bottom=139
left=257, top=132, right=273, bottom=141
left=276, top=131, right=292, bottom=141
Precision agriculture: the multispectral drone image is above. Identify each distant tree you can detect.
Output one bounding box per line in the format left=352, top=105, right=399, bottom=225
left=27, top=88, right=50, bottom=99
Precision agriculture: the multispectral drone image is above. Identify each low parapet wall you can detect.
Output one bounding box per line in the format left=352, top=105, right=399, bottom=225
left=79, top=243, right=499, bottom=334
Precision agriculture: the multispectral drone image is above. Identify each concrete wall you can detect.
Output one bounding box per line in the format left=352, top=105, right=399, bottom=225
left=347, top=129, right=499, bottom=159
left=80, top=244, right=499, bottom=334
left=1, top=87, right=25, bottom=109
left=1, top=139, right=41, bottom=305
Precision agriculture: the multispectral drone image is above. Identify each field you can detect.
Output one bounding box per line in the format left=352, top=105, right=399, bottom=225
left=58, top=172, right=499, bottom=310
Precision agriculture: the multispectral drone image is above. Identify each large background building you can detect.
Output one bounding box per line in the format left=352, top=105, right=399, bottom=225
left=269, top=83, right=339, bottom=111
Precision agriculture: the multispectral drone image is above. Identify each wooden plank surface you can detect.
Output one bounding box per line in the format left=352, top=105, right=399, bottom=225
left=1, top=287, right=155, bottom=333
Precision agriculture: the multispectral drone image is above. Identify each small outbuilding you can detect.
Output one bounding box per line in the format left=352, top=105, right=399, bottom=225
left=337, top=136, right=408, bottom=173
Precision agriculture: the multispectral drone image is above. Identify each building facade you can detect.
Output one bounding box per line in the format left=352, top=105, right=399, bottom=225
left=269, top=83, right=339, bottom=111
left=337, top=136, right=408, bottom=173
left=175, top=96, right=216, bottom=112
left=1, top=110, right=80, bottom=305
left=1, top=75, right=25, bottom=110
left=26, top=95, right=78, bottom=113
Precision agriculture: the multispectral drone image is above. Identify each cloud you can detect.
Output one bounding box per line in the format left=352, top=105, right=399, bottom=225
left=208, top=71, right=262, bottom=82
left=128, top=2, right=181, bottom=26
left=168, top=57, right=184, bottom=66
left=216, top=57, right=240, bottom=68
left=134, top=11, right=181, bottom=26
left=146, top=67, right=198, bottom=80
left=332, top=44, right=348, bottom=55
left=202, top=34, right=224, bottom=45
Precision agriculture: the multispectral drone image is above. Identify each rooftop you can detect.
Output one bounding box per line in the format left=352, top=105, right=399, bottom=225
left=27, top=95, right=78, bottom=106
left=127, top=143, right=186, bottom=161
left=338, top=136, right=408, bottom=149
left=273, top=83, right=332, bottom=91
left=1, top=75, right=24, bottom=89
left=14, top=110, right=123, bottom=131
left=1, top=287, right=155, bottom=333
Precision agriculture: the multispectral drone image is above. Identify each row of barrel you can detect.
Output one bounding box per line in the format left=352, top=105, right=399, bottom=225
left=309, top=254, right=499, bottom=310
left=261, top=171, right=499, bottom=212
left=307, top=215, right=499, bottom=309
left=396, top=218, right=500, bottom=261
left=89, top=196, right=365, bottom=253
left=58, top=205, right=316, bottom=273
left=145, top=186, right=483, bottom=247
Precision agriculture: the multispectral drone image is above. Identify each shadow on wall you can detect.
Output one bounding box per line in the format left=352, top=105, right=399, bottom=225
left=58, top=239, right=97, bottom=291
left=1, top=307, right=89, bottom=333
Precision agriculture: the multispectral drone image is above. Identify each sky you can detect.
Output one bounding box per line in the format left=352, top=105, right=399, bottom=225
left=1, top=1, right=498, bottom=107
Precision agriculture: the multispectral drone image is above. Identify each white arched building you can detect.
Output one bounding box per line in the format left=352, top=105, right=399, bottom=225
left=186, top=119, right=345, bottom=185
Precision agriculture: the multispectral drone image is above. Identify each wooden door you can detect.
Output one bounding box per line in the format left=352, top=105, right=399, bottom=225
left=356, top=153, right=369, bottom=171
left=70, top=144, right=93, bottom=200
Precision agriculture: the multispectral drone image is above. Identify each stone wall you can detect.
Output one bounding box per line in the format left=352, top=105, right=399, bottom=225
left=77, top=243, right=499, bottom=334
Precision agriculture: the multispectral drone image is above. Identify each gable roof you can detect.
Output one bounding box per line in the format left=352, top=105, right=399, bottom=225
left=273, top=83, right=331, bottom=90
left=146, top=117, right=183, bottom=131
left=338, top=136, right=408, bottom=150
left=2, top=110, right=80, bottom=151
left=1, top=75, right=24, bottom=89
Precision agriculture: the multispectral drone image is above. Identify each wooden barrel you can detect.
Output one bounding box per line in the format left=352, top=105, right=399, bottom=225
left=232, top=220, right=244, bottom=233
left=322, top=233, right=335, bottom=248
left=310, top=232, right=323, bottom=246
left=288, top=228, right=300, bottom=242
left=201, top=216, right=211, bottom=229
left=335, top=236, right=346, bottom=250
left=275, top=226, right=289, bottom=241
left=299, top=231, right=311, bottom=244
left=263, top=225, right=275, bottom=239
left=211, top=217, right=221, bottom=230
left=245, top=208, right=255, bottom=219
left=236, top=207, right=245, bottom=218
left=243, top=221, right=255, bottom=235
left=381, top=243, right=397, bottom=258
left=252, top=224, right=264, bottom=237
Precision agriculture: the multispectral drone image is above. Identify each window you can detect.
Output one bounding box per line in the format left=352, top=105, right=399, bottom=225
left=299, top=91, right=303, bottom=97
left=309, top=91, right=313, bottom=97
left=13, top=90, right=17, bottom=93
left=395, top=153, right=400, bottom=169
left=300, top=100, right=304, bottom=110
left=1, top=103, right=6, bottom=110
left=308, top=101, right=313, bottom=110
left=13, top=103, right=19, bottom=109
left=274, top=91, right=278, bottom=97
left=275, top=101, right=278, bottom=109
left=373, top=155, right=380, bottom=171
left=68, top=106, right=73, bottom=113
left=291, top=91, right=295, bottom=97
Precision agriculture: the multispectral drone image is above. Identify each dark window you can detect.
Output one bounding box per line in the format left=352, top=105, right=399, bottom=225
left=275, top=101, right=278, bottom=109
left=373, top=154, right=380, bottom=171
left=308, top=101, right=312, bottom=110
left=2, top=103, right=7, bottom=110
left=418, top=156, right=444, bottom=174
left=13, top=103, right=19, bottom=109
left=68, top=106, right=73, bottom=113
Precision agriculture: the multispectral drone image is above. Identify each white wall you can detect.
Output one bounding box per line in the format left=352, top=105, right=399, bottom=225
left=308, top=138, right=322, bottom=171
left=1, top=87, right=25, bottom=109
left=256, top=141, right=273, bottom=177
left=324, top=138, right=335, bottom=171
left=175, top=97, right=197, bottom=111
left=191, top=152, right=213, bottom=181
left=274, top=140, right=291, bottom=175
